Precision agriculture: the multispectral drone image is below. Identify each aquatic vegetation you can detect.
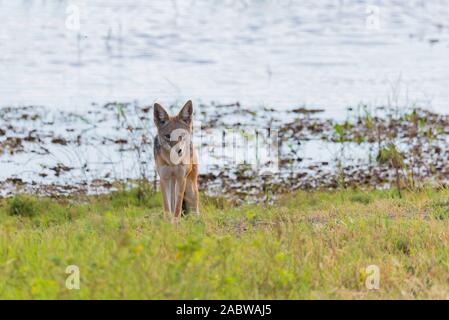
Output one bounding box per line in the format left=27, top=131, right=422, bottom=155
left=377, top=143, right=405, bottom=197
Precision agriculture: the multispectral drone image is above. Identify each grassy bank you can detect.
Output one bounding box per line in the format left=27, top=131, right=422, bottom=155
left=0, top=188, right=449, bottom=299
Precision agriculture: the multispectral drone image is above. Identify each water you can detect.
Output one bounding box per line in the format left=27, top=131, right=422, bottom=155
left=1, top=0, right=449, bottom=117
left=1, top=1, right=449, bottom=197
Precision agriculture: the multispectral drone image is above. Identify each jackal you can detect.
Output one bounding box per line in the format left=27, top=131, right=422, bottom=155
left=153, top=100, right=199, bottom=220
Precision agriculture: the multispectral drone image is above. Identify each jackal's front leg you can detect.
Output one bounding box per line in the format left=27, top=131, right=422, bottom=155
left=159, top=178, right=172, bottom=218
left=174, top=177, right=187, bottom=218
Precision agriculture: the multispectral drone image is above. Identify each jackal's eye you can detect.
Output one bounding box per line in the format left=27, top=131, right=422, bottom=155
left=164, top=134, right=171, bottom=140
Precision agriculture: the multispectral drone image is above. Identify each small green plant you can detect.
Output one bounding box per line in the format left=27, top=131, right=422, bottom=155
left=334, top=124, right=343, bottom=141
left=432, top=207, right=449, bottom=220
left=109, top=184, right=160, bottom=208
left=427, top=200, right=449, bottom=220
left=377, top=143, right=405, bottom=197
left=8, top=195, right=39, bottom=217
left=349, top=193, right=372, bottom=205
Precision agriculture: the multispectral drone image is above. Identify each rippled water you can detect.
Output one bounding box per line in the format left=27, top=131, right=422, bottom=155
left=1, top=0, right=449, bottom=116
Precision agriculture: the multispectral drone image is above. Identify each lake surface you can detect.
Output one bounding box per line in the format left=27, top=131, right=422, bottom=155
left=1, top=0, right=449, bottom=117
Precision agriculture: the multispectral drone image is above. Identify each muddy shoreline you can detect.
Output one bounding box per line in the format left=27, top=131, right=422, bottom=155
left=1, top=102, right=448, bottom=202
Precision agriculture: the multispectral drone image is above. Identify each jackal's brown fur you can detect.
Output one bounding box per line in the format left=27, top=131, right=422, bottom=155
left=153, top=100, right=199, bottom=220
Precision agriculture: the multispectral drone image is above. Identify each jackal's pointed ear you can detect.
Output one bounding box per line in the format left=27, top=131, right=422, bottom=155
left=178, top=100, right=193, bottom=125
left=154, top=103, right=169, bottom=128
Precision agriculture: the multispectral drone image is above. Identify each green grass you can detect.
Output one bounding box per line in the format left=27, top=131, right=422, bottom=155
left=1, top=187, right=449, bottom=299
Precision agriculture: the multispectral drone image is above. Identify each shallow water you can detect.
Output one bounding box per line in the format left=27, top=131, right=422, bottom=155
left=1, top=0, right=449, bottom=116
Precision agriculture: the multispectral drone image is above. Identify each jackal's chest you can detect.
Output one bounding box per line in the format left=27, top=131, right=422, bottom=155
left=157, top=165, right=190, bottom=179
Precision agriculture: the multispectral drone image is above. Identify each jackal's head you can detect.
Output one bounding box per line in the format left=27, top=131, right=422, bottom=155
left=153, top=100, right=193, bottom=157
